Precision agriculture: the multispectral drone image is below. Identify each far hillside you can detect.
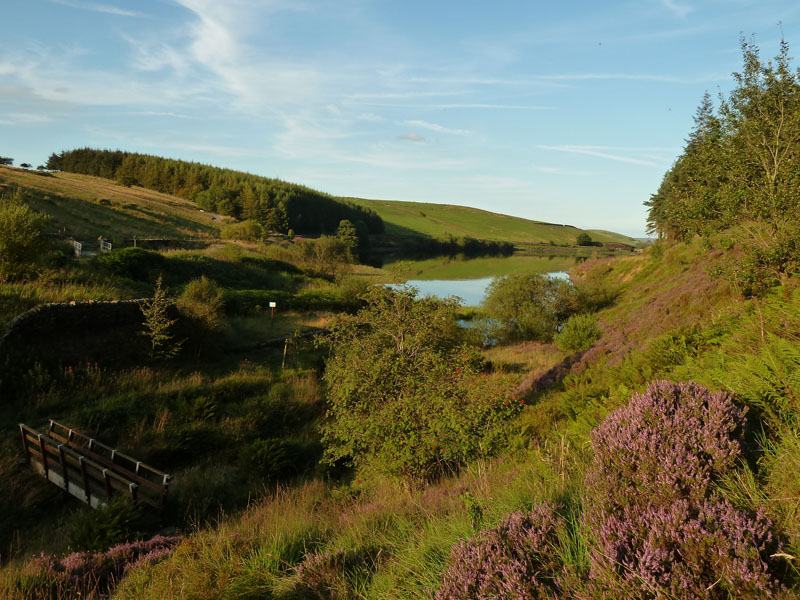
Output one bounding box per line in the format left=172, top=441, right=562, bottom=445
left=347, top=198, right=638, bottom=247
left=46, top=148, right=384, bottom=238
left=0, top=164, right=222, bottom=241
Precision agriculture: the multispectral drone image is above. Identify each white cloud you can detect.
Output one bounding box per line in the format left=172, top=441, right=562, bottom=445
left=398, top=133, right=425, bottom=142
left=404, top=120, right=470, bottom=135
left=173, top=0, right=323, bottom=109
left=660, top=0, right=694, bottom=18
left=533, top=165, right=592, bottom=176
left=48, top=0, right=144, bottom=17
left=539, top=145, right=662, bottom=167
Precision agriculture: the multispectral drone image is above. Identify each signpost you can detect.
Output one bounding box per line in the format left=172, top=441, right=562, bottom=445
left=269, top=301, right=277, bottom=323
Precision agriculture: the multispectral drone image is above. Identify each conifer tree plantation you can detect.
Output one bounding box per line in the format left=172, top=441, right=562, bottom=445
left=3, top=27, right=800, bottom=600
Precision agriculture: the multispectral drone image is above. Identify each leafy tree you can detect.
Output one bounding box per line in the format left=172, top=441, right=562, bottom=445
left=576, top=232, right=593, bottom=246
left=0, top=157, right=12, bottom=166
left=0, top=191, right=48, bottom=281
left=297, top=236, right=353, bottom=280
left=19, top=163, right=32, bottom=169
left=336, top=219, right=359, bottom=253
left=320, top=286, right=520, bottom=482
left=483, top=273, right=582, bottom=342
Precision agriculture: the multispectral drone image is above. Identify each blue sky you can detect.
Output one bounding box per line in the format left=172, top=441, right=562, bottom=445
left=2, top=1, right=800, bottom=237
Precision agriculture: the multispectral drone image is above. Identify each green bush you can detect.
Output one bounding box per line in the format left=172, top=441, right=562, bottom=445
left=96, top=247, right=164, bottom=280
left=178, top=276, right=225, bottom=330
left=321, top=286, right=521, bottom=482
left=0, top=192, right=48, bottom=282
left=65, top=498, right=143, bottom=553
left=483, top=273, right=582, bottom=342
left=555, top=314, right=602, bottom=352
left=240, top=438, right=295, bottom=480
left=221, top=220, right=264, bottom=242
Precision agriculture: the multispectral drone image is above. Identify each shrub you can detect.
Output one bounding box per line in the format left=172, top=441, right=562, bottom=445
left=584, top=380, right=784, bottom=598
left=0, top=192, right=48, bottom=281
left=483, top=273, right=582, bottom=343
left=12, top=535, right=181, bottom=599
left=436, top=504, right=566, bottom=600
left=221, top=219, right=263, bottom=242
left=178, top=276, right=225, bottom=330
left=240, top=438, right=295, bottom=480
left=554, top=314, right=602, bottom=352
left=95, top=247, right=163, bottom=280
left=65, top=498, right=144, bottom=553
left=321, top=286, right=521, bottom=482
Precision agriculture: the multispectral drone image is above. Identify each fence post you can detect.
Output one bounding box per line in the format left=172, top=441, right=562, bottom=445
left=58, top=445, right=69, bottom=489
left=79, top=456, right=91, bottom=503
left=38, top=435, right=49, bottom=477
left=19, top=426, right=29, bottom=464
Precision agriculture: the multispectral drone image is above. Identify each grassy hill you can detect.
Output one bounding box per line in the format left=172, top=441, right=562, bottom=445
left=347, top=198, right=638, bottom=246
left=1, top=165, right=635, bottom=248
left=0, top=165, right=224, bottom=241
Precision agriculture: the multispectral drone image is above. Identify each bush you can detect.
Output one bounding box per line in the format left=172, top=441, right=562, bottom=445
left=96, top=247, right=164, bottom=280
left=321, top=286, right=521, bottom=482
left=178, top=276, right=225, bottom=330
left=221, top=220, right=263, bottom=242
left=483, top=273, right=582, bottom=342
left=584, top=381, right=785, bottom=598
left=65, top=498, right=143, bottom=553
left=0, top=192, right=48, bottom=281
left=240, top=438, right=295, bottom=480
left=554, top=314, right=602, bottom=352
left=436, top=504, right=566, bottom=600
left=10, top=534, right=181, bottom=600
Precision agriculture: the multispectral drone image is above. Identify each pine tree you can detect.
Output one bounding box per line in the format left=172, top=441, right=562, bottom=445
left=140, top=275, right=181, bottom=361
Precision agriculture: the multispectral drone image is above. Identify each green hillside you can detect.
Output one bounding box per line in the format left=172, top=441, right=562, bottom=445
left=0, top=165, right=223, bottom=241
left=348, top=198, right=638, bottom=246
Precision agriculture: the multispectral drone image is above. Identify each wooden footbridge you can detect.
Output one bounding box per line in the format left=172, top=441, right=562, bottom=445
left=19, top=420, right=171, bottom=509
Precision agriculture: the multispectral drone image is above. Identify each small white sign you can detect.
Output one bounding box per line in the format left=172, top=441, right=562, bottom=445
left=269, top=302, right=277, bottom=308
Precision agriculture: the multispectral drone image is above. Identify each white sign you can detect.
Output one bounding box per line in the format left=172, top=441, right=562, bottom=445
left=269, top=302, right=277, bottom=308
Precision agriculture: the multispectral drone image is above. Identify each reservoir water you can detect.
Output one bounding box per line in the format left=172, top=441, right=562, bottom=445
left=383, top=253, right=582, bottom=306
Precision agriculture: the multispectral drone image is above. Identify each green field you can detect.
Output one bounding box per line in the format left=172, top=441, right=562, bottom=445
left=0, top=165, right=223, bottom=241
left=347, top=197, right=638, bottom=245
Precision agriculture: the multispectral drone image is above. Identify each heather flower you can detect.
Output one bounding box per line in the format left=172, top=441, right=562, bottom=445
left=436, top=503, right=566, bottom=600
left=24, top=534, right=181, bottom=597
left=584, top=380, right=784, bottom=598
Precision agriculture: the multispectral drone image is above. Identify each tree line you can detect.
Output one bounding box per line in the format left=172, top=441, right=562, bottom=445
left=46, top=148, right=384, bottom=238
left=646, top=38, right=800, bottom=294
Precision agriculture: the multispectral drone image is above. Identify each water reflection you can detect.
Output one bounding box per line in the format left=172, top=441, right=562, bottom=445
left=391, top=270, right=569, bottom=307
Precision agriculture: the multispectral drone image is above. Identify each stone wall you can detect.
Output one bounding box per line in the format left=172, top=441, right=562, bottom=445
left=0, top=299, right=153, bottom=366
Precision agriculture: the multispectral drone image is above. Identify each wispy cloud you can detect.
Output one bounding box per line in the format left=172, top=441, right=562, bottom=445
left=533, top=165, right=593, bottom=176
left=539, top=145, right=663, bottom=167
left=49, top=0, right=144, bottom=17
left=173, top=0, right=324, bottom=109
left=403, top=120, right=470, bottom=135
left=350, top=101, right=554, bottom=110
left=398, top=133, right=425, bottom=142
left=660, top=0, right=694, bottom=18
